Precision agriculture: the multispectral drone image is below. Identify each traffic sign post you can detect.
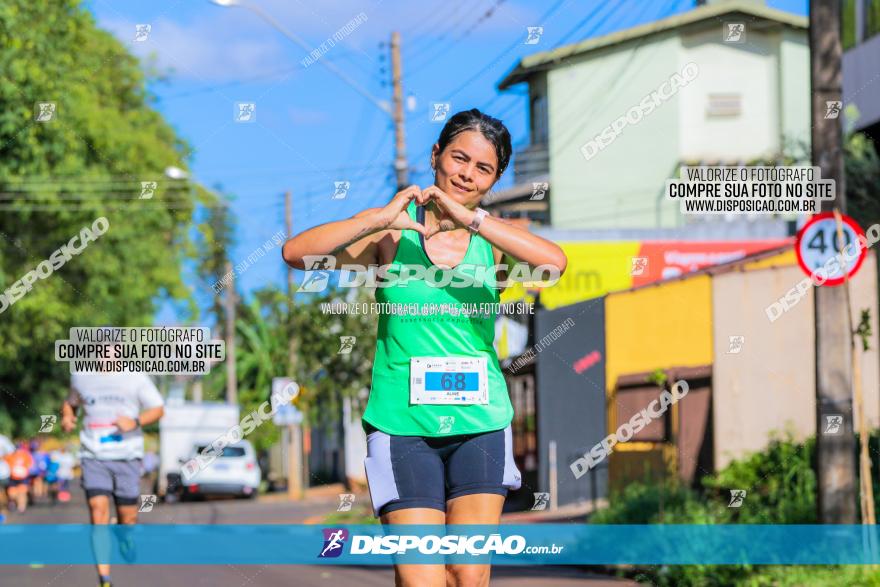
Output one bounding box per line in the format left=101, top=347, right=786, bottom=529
left=271, top=377, right=303, bottom=500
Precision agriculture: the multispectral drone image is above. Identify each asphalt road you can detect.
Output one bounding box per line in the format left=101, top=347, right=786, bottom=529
left=1, top=486, right=639, bottom=587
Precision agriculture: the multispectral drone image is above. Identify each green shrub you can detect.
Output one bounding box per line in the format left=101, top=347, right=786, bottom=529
left=592, top=431, right=880, bottom=585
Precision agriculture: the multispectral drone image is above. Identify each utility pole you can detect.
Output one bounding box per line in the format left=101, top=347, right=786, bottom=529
left=391, top=32, right=409, bottom=189
left=810, top=0, right=856, bottom=524
left=285, top=190, right=303, bottom=500
left=224, top=259, right=237, bottom=405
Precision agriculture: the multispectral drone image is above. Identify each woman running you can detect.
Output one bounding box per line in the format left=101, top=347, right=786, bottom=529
left=283, top=108, right=567, bottom=587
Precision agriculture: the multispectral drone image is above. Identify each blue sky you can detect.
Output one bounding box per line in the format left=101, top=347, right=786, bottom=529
left=85, top=0, right=807, bottom=322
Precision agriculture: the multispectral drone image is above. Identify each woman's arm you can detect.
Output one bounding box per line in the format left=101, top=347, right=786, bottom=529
left=478, top=214, right=567, bottom=275
left=282, top=207, right=385, bottom=270
left=420, top=186, right=567, bottom=276
left=282, top=186, right=427, bottom=270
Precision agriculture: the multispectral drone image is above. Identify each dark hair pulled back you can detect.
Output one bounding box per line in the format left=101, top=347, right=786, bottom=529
left=435, top=108, right=512, bottom=178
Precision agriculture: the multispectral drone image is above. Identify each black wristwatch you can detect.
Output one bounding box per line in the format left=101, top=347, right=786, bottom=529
left=134, top=416, right=142, bottom=429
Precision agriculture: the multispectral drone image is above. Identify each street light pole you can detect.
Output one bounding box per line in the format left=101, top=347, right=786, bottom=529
left=390, top=31, right=408, bottom=189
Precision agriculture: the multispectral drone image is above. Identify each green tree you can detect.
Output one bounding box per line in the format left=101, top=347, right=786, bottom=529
left=0, top=0, right=214, bottom=435
left=844, top=132, right=880, bottom=229
left=202, top=285, right=378, bottom=453
left=292, top=288, right=378, bottom=430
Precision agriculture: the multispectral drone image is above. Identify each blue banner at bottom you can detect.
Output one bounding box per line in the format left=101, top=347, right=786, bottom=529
left=2, top=524, right=880, bottom=565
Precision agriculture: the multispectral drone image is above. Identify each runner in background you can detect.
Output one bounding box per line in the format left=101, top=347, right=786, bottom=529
left=28, top=439, right=49, bottom=503
left=53, top=444, right=76, bottom=503
left=45, top=450, right=62, bottom=505
left=0, top=433, right=13, bottom=523
left=62, top=370, right=165, bottom=587
left=5, top=441, right=34, bottom=513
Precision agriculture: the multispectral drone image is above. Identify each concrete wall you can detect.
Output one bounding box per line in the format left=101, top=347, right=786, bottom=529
left=711, top=252, right=880, bottom=468
left=546, top=22, right=809, bottom=229
left=778, top=27, right=811, bottom=151
left=548, top=33, right=681, bottom=229
left=605, top=275, right=715, bottom=395
left=679, top=26, right=781, bottom=160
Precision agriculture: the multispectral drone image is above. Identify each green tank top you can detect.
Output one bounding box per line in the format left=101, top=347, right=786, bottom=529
left=363, top=201, right=513, bottom=437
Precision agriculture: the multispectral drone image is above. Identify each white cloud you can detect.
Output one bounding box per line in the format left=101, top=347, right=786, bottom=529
left=100, top=15, right=291, bottom=82
left=95, top=0, right=541, bottom=83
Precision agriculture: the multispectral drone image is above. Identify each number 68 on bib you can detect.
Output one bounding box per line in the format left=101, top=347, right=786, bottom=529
left=409, top=357, right=489, bottom=405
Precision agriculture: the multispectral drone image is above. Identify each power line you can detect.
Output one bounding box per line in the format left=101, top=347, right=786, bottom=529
left=405, top=0, right=473, bottom=52
left=405, top=0, right=491, bottom=65
left=425, top=0, right=570, bottom=106
left=552, top=0, right=680, bottom=152
left=455, top=0, right=509, bottom=41
left=159, top=50, right=370, bottom=101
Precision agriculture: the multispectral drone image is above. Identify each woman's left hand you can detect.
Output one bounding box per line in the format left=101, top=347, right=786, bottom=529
left=418, top=186, right=476, bottom=238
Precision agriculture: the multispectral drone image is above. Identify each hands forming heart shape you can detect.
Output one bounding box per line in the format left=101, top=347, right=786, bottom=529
left=381, top=185, right=476, bottom=239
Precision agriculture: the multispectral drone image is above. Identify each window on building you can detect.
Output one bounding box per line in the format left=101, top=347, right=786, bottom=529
left=867, top=0, right=880, bottom=40
left=706, top=93, right=742, bottom=117
left=530, top=94, right=548, bottom=145
left=843, top=0, right=857, bottom=49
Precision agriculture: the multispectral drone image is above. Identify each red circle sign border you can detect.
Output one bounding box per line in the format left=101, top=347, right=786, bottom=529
left=794, top=211, right=867, bottom=287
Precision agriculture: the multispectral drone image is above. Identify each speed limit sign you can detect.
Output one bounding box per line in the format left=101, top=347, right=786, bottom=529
left=795, top=212, right=867, bottom=286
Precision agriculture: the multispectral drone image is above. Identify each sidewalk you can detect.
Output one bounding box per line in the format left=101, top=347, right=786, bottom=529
left=258, top=482, right=354, bottom=504
left=267, top=484, right=608, bottom=525
left=501, top=499, right=607, bottom=523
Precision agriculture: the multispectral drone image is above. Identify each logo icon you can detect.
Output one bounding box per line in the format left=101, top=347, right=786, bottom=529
left=181, top=458, right=200, bottom=481
left=134, top=24, right=151, bottom=42
left=728, top=489, right=747, bottom=508
left=337, top=494, right=355, bottom=512
left=728, top=335, right=744, bottom=354
left=823, top=414, right=844, bottom=435
left=724, top=23, right=745, bottom=43
left=630, top=257, right=648, bottom=276
left=35, top=102, right=56, bottom=122
left=138, top=494, right=157, bottom=512
left=824, top=101, right=842, bottom=120
left=38, top=415, right=57, bottom=433
left=338, top=336, right=356, bottom=355
left=332, top=181, right=350, bottom=200
left=530, top=182, right=548, bottom=201
left=235, top=102, right=256, bottom=123
left=525, top=27, right=544, bottom=45
left=318, top=528, right=348, bottom=558
left=298, top=255, right=336, bottom=293
left=140, top=181, right=157, bottom=200
left=431, top=102, right=451, bottom=123
left=531, top=492, right=550, bottom=511
left=438, top=416, right=455, bottom=434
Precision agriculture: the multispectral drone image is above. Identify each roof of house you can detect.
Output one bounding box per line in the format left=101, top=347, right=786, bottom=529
left=481, top=174, right=550, bottom=206
left=498, top=0, right=808, bottom=89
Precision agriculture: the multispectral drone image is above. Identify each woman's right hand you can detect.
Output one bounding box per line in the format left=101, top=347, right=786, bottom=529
left=377, top=186, right=429, bottom=236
